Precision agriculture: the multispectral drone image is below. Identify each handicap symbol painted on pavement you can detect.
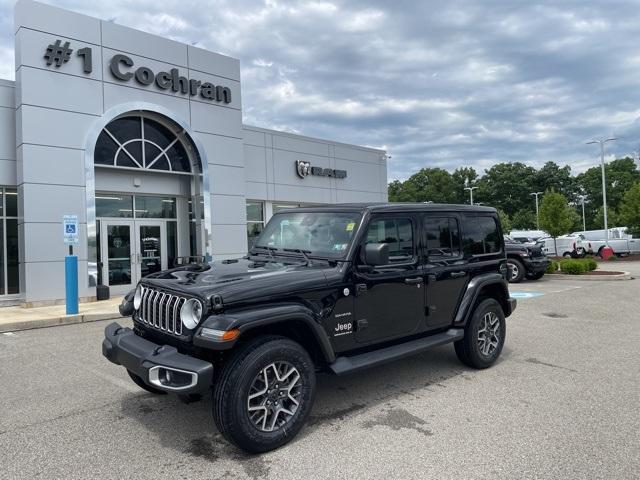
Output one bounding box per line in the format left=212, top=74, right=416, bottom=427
left=510, top=291, right=544, bottom=299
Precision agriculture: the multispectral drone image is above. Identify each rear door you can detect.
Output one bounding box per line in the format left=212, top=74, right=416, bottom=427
left=422, top=214, right=469, bottom=329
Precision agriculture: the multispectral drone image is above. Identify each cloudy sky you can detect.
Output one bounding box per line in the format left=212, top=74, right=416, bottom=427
left=1, top=0, right=640, bottom=180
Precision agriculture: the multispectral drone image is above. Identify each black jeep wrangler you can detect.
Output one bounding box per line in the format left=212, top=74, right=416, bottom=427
left=103, top=203, right=516, bottom=452
left=504, top=236, right=549, bottom=283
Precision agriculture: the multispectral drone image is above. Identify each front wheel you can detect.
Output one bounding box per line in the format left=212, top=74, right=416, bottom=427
left=507, top=259, right=525, bottom=283
left=454, top=298, right=506, bottom=369
left=212, top=336, right=316, bottom=453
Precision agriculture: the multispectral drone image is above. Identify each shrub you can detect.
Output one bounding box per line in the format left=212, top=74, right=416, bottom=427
left=545, top=260, right=559, bottom=274
left=606, top=255, right=618, bottom=261
left=583, top=258, right=597, bottom=271
left=559, top=259, right=587, bottom=275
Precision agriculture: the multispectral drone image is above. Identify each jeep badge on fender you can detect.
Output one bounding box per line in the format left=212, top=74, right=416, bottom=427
left=103, top=203, right=516, bottom=453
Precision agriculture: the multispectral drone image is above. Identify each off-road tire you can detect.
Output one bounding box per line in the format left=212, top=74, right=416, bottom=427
left=507, top=258, right=525, bottom=283
left=454, top=298, right=506, bottom=369
left=212, top=336, right=316, bottom=453
left=127, top=369, right=166, bottom=395
left=525, top=271, right=544, bottom=280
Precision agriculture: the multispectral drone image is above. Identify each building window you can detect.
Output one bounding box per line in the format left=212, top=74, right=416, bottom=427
left=94, top=116, right=193, bottom=173
left=246, top=201, right=264, bottom=248
left=272, top=203, right=303, bottom=214
left=0, top=188, right=19, bottom=295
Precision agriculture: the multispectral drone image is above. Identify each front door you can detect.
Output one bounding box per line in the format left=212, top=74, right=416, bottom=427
left=422, top=214, right=469, bottom=328
left=100, top=220, right=168, bottom=293
left=101, top=220, right=135, bottom=295
left=354, top=215, right=425, bottom=344
left=135, top=221, right=167, bottom=280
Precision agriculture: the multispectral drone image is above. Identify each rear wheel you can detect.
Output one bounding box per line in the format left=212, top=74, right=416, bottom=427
left=212, top=336, right=316, bottom=453
left=455, top=298, right=506, bottom=369
left=507, top=258, right=525, bottom=283
left=525, top=271, right=544, bottom=280
left=127, top=369, right=166, bottom=395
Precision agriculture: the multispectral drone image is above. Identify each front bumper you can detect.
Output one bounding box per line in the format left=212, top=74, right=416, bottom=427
left=102, top=322, right=214, bottom=394
left=523, top=256, right=549, bottom=274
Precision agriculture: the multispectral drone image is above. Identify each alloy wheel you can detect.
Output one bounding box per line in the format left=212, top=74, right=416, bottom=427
left=509, top=263, right=519, bottom=281
left=247, top=361, right=302, bottom=432
left=477, top=311, right=500, bottom=357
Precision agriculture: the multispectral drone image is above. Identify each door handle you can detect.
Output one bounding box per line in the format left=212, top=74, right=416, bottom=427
left=405, top=277, right=424, bottom=285
left=450, top=271, right=466, bottom=278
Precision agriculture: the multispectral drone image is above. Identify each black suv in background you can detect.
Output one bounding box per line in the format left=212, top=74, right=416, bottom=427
left=504, top=235, right=549, bottom=282
left=103, top=203, right=516, bottom=452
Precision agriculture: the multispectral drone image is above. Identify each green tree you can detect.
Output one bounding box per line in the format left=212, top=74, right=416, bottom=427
left=533, top=162, right=577, bottom=202
left=538, top=190, right=576, bottom=255
left=451, top=167, right=478, bottom=204
left=594, top=206, right=622, bottom=230
left=387, top=168, right=457, bottom=203
left=497, top=209, right=512, bottom=233
left=575, top=157, right=640, bottom=229
left=619, top=183, right=640, bottom=237
left=511, top=209, right=537, bottom=230
left=475, top=162, right=537, bottom=215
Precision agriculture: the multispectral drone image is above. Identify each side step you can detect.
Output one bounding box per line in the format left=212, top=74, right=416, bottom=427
left=329, top=328, right=464, bottom=375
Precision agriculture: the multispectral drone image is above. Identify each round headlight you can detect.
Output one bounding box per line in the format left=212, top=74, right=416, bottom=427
left=133, top=284, right=143, bottom=310
left=180, top=298, right=203, bottom=330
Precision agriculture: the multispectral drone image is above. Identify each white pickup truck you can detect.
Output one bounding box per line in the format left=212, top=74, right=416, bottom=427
left=572, top=228, right=640, bottom=256
left=537, top=234, right=587, bottom=257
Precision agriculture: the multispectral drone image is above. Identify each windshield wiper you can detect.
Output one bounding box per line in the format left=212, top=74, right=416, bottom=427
left=252, top=245, right=278, bottom=260
left=283, top=248, right=313, bottom=265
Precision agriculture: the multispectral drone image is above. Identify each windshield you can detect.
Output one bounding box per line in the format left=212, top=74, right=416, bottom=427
left=252, top=211, right=362, bottom=258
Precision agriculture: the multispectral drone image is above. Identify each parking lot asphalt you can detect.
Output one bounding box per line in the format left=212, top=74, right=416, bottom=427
left=1, top=266, right=639, bottom=480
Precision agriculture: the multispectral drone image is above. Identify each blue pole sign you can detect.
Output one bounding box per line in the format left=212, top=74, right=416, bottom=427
left=63, top=215, right=79, bottom=315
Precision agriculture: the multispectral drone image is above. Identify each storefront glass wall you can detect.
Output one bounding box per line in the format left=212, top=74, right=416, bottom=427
left=0, top=187, right=19, bottom=295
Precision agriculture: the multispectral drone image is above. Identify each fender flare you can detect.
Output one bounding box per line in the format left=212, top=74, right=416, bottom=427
left=453, top=273, right=512, bottom=327
left=195, top=303, right=336, bottom=363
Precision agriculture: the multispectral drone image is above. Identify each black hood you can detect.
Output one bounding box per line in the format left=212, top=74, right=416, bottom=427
left=140, top=256, right=332, bottom=307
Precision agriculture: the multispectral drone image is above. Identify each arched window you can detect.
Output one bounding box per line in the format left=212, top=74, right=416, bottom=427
left=94, top=115, right=193, bottom=172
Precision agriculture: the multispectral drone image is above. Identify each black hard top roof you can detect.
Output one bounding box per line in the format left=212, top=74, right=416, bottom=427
left=278, top=202, right=497, bottom=214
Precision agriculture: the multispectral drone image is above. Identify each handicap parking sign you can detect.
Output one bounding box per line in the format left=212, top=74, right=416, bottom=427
left=63, top=215, right=79, bottom=244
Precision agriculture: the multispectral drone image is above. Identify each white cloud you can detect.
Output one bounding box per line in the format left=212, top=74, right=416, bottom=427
left=1, top=0, right=638, bottom=181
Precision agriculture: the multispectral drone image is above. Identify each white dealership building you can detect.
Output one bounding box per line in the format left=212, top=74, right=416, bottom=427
left=0, top=0, right=388, bottom=305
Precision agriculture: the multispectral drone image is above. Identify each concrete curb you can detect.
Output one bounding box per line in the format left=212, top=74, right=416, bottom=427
left=546, top=271, right=632, bottom=281
left=0, top=313, right=123, bottom=334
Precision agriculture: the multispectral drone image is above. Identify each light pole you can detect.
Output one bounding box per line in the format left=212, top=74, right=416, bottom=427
left=586, top=137, right=617, bottom=247
left=464, top=186, right=477, bottom=205
left=530, top=192, right=543, bottom=229
left=577, top=194, right=586, bottom=231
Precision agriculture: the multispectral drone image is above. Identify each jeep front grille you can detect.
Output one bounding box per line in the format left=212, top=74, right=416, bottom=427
left=138, top=286, right=187, bottom=335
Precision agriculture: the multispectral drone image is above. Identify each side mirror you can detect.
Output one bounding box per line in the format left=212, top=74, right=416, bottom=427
left=364, top=243, right=389, bottom=266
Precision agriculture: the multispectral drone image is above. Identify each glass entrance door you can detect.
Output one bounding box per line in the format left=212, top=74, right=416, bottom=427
left=99, top=220, right=168, bottom=294
left=100, top=220, right=135, bottom=294
left=135, top=221, right=167, bottom=280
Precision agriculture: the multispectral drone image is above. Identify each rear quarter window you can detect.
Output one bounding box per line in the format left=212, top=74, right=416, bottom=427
left=462, top=216, right=502, bottom=256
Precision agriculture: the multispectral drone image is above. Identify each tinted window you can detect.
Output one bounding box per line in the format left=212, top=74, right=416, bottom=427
left=365, top=217, right=414, bottom=262
left=462, top=216, right=501, bottom=256
left=424, top=216, right=461, bottom=258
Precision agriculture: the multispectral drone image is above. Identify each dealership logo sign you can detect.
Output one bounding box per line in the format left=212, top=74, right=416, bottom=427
left=43, top=40, right=232, bottom=104
left=295, top=161, right=347, bottom=179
